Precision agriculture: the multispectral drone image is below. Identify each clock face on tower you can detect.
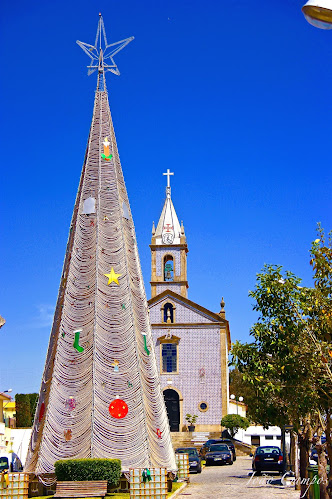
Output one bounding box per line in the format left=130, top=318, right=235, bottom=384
left=162, top=223, right=174, bottom=244
left=162, top=232, right=174, bottom=244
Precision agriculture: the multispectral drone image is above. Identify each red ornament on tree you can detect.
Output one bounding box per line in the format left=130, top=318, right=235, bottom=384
left=38, top=402, right=45, bottom=422
left=109, top=398, right=128, bottom=419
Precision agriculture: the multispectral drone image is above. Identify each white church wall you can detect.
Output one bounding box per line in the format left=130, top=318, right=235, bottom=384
left=152, top=326, right=222, bottom=427
left=149, top=300, right=215, bottom=325
left=175, top=302, right=216, bottom=324
left=155, top=283, right=182, bottom=295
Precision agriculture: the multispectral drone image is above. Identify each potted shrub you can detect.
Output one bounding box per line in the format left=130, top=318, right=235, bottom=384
left=185, top=413, right=198, bottom=432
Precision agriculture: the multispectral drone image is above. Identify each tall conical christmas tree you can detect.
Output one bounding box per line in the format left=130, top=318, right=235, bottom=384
left=25, top=15, right=176, bottom=475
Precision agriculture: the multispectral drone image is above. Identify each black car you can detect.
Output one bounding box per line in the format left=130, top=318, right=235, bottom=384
left=218, top=439, right=236, bottom=461
left=199, top=439, right=224, bottom=459
left=205, top=444, right=233, bottom=466
left=251, top=446, right=284, bottom=475
left=175, top=447, right=202, bottom=473
left=310, top=447, right=330, bottom=465
left=199, top=439, right=236, bottom=461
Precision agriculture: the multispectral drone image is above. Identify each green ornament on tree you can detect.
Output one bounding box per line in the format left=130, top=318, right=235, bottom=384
left=142, top=468, right=151, bottom=483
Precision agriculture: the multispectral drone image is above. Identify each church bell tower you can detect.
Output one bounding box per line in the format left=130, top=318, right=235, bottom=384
left=150, top=170, right=188, bottom=298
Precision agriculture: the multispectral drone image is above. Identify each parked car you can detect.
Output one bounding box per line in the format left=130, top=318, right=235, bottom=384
left=310, top=447, right=330, bottom=465
left=251, top=446, right=283, bottom=475
left=175, top=447, right=202, bottom=473
left=205, top=444, right=233, bottom=466
left=200, top=439, right=216, bottom=456
left=0, top=453, right=23, bottom=472
left=199, top=439, right=225, bottom=459
left=199, top=439, right=236, bottom=461
left=218, top=439, right=236, bottom=461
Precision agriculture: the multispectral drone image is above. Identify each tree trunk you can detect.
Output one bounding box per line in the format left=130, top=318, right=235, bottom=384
left=299, top=432, right=310, bottom=499
left=316, top=441, right=329, bottom=499
left=325, top=413, right=332, bottom=499
left=292, top=432, right=300, bottom=491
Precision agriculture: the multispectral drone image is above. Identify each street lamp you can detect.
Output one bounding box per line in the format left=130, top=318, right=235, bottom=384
left=302, top=0, right=332, bottom=29
left=230, top=394, right=244, bottom=415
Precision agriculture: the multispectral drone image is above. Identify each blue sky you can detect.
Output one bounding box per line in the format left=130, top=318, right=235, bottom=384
left=1, top=0, right=331, bottom=396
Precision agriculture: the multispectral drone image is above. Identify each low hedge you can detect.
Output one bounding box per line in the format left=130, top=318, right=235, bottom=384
left=54, top=458, right=122, bottom=488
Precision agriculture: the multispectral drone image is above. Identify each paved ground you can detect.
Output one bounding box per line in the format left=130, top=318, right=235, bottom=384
left=178, top=456, right=300, bottom=499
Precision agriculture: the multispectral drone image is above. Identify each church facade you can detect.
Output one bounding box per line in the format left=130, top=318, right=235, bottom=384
left=148, top=171, right=231, bottom=433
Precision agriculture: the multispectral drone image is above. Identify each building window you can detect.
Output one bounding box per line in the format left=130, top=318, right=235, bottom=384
left=162, top=343, right=177, bottom=373
left=163, top=302, right=174, bottom=323
left=276, top=436, right=281, bottom=440
left=198, top=401, right=208, bottom=412
left=164, top=255, right=174, bottom=281
left=265, top=435, right=274, bottom=440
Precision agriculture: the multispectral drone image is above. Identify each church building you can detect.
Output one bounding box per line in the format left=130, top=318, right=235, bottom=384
left=148, top=170, right=231, bottom=433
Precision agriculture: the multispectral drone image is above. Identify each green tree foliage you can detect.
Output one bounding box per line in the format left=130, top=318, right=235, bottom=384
left=54, top=458, right=122, bottom=488
left=220, top=414, right=250, bottom=438
left=28, top=393, right=38, bottom=425
left=15, top=393, right=38, bottom=427
left=231, top=226, right=332, bottom=499
left=15, top=394, right=31, bottom=427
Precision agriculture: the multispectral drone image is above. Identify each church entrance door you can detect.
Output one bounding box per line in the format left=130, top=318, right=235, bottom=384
left=163, top=389, right=180, bottom=432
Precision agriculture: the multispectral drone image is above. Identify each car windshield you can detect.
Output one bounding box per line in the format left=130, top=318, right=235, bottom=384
left=0, top=457, right=9, bottom=471
left=209, top=444, right=229, bottom=452
left=256, top=447, right=280, bottom=455
left=204, top=440, right=217, bottom=446
left=176, top=449, right=197, bottom=456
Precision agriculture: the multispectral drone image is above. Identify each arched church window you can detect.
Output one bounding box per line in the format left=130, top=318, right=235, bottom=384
left=164, top=255, right=174, bottom=281
left=164, top=303, right=174, bottom=324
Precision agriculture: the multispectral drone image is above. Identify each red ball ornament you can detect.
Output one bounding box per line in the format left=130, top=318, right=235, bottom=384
left=109, top=398, right=128, bottom=419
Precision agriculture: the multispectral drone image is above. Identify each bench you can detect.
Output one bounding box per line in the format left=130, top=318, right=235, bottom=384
left=54, top=480, right=108, bottom=498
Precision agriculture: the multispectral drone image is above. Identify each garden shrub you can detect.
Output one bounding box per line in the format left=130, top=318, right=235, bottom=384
left=54, top=458, right=122, bottom=488
left=15, top=393, right=39, bottom=427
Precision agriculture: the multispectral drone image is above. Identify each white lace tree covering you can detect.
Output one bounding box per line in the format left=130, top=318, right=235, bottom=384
left=25, top=73, right=176, bottom=475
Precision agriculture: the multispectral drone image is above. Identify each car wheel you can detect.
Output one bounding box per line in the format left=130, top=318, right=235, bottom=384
left=197, top=466, right=202, bottom=473
left=229, top=461, right=233, bottom=465
left=255, top=471, right=261, bottom=476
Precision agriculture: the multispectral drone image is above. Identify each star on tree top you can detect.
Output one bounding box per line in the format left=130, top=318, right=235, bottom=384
left=77, top=13, right=134, bottom=76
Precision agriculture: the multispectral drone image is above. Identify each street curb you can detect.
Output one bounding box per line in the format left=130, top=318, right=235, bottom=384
left=169, top=482, right=187, bottom=497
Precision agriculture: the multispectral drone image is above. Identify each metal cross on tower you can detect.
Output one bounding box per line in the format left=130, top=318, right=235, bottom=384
left=163, top=169, right=174, bottom=188
left=163, top=169, right=174, bottom=198
left=76, top=13, right=134, bottom=79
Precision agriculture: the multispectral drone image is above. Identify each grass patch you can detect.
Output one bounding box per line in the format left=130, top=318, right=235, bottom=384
left=168, top=481, right=185, bottom=496
left=107, top=494, right=129, bottom=498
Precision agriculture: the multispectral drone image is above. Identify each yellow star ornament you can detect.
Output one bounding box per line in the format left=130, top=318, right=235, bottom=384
left=104, top=268, right=122, bottom=285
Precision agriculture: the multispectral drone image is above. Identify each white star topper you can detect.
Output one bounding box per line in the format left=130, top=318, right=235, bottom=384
left=77, top=13, right=134, bottom=76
